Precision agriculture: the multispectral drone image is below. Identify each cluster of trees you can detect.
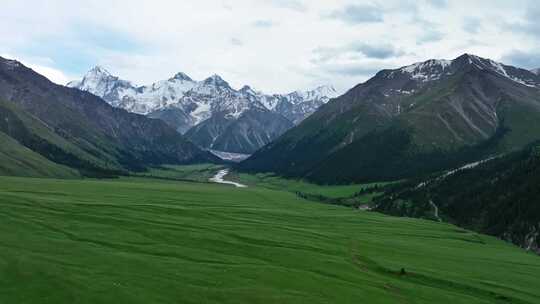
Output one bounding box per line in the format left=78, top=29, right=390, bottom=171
left=307, top=123, right=509, bottom=184
left=294, top=184, right=384, bottom=208
left=374, top=142, right=540, bottom=253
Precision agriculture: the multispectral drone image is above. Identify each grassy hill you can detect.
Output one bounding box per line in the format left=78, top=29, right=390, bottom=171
left=1, top=176, right=539, bottom=303
left=0, top=99, right=122, bottom=177
left=0, top=131, right=79, bottom=178
left=374, top=142, right=540, bottom=254
left=0, top=57, right=219, bottom=178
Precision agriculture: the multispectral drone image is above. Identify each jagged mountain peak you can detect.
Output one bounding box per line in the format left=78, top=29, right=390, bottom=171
left=455, top=52, right=482, bottom=62
left=67, top=66, right=134, bottom=100
left=239, top=85, right=258, bottom=95
left=389, top=53, right=540, bottom=88
left=171, top=72, right=193, bottom=82
left=400, top=58, right=452, bottom=72
left=305, top=85, right=339, bottom=98
left=202, top=74, right=230, bottom=88
left=240, top=53, right=540, bottom=185
left=0, top=56, right=22, bottom=70
left=87, top=65, right=112, bottom=76
left=69, top=66, right=337, bottom=153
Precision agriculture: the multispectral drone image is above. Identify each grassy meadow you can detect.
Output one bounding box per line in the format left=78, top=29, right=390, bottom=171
left=0, top=174, right=539, bottom=303
left=231, top=171, right=385, bottom=198
left=134, top=164, right=225, bottom=182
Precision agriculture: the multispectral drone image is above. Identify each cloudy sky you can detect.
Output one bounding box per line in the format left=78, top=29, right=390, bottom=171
left=2, top=0, right=540, bottom=93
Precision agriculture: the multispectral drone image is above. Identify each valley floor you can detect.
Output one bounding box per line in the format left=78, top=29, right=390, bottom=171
left=0, top=175, right=539, bottom=303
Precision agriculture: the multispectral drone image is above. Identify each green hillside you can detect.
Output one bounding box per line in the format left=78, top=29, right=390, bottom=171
left=0, top=57, right=219, bottom=178
left=0, top=131, right=79, bottom=178
left=0, top=99, right=122, bottom=177
left=240, top=55, right=540, bottom=184
left=374, top=142, right=540, bottom=253
left=1, top=176, right=539, bottom=303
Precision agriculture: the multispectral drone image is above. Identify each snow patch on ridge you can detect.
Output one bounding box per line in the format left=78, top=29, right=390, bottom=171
left=399, top=59, right=452, bottom=82
left=395, top=55, right=540, bottom=88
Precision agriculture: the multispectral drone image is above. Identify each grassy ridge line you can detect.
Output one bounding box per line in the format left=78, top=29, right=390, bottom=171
left=0, top=176, right=539, bottom=303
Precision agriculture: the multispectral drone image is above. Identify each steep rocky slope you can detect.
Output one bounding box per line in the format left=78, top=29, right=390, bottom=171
left=0, top=57, right=218, bottom=176
left=240, top=54, right=540, bottom=183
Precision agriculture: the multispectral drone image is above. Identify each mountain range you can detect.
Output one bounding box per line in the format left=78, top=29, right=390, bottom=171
left=0, top=56, right=218, bottom=177
left=3, top=53, right=540, bottom=256
left=68, top=68, right=338, bottom=154
left=240, top=54, right=540, bottom=183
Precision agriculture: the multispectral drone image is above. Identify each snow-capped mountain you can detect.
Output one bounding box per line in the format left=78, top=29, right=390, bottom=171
left=254, top=85, right=338, bottom=124
left=68, top=68, right=337, bottom=153
left=388, top=54, right=540, bottom=88
left=241, top=53, right=540, bottom=183
left=532, top=68, right=540, bottom=76
left=67, top=67, right=199, bottom=117
left=371, top=54, right=540, bottom=104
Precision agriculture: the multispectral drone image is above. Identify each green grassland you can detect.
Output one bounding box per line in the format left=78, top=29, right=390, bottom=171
left=231, top=171, right=384, bottom=199
left=134, top=164, right=224, bottom=182
left=135, top=165, right=382, bottom=206
left=0, top=176, right=539, bottom=303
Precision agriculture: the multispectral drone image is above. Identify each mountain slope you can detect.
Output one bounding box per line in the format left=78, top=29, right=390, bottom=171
left=186, top=108, right=294, bottom=154
left=0, top=98, right=121, bottom=176
left=240, top=54, right=540, bottom=183
left=68, top=68, right=337, bottom=153
left=0, top=57, right=218, bottom=176
left=0, top=130, right=79, bottom=178
left=374, top=142, right=540, bottom=254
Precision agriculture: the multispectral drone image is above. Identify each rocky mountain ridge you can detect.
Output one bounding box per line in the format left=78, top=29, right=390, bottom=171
left=68, top=68, right=337, bottom=131
left=68, top=68, right=337, bottom=153
left=240, top=54, right=540, bottom=183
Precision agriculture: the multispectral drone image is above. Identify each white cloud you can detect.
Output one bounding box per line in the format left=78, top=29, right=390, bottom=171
left=0, top=53, right=71, bottom=85
left=1, top=0, right=539, bottom=93
left=29, top=64, right=71, bottom=85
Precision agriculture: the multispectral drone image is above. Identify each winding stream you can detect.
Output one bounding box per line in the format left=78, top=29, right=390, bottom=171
left=209, top=169, right=247, bottom=188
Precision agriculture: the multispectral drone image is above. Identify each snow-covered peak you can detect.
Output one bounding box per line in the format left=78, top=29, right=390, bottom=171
left=171, top=72, right=193, bottom=81
left=391, top=54, right=540, bottom=88
left=69, top=66, right=336, bottom=129
left=239, top=85, right=257, bottom=95
left=202, top=74, right=230, bottom=88
left=531, top=68, right=540, bottom=76
left=88, top=65, right=112, bottom=77
left=67, top=66, right=135, bottom=99
left=74, top=66, right=121, bottom=87
left=459, top=54, right=540, bottom=87
left=401, top=59, right=452, bottom=73
left=397, top=59, right=452, bottom=82
left=301, top=85, right=339, bottom=100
